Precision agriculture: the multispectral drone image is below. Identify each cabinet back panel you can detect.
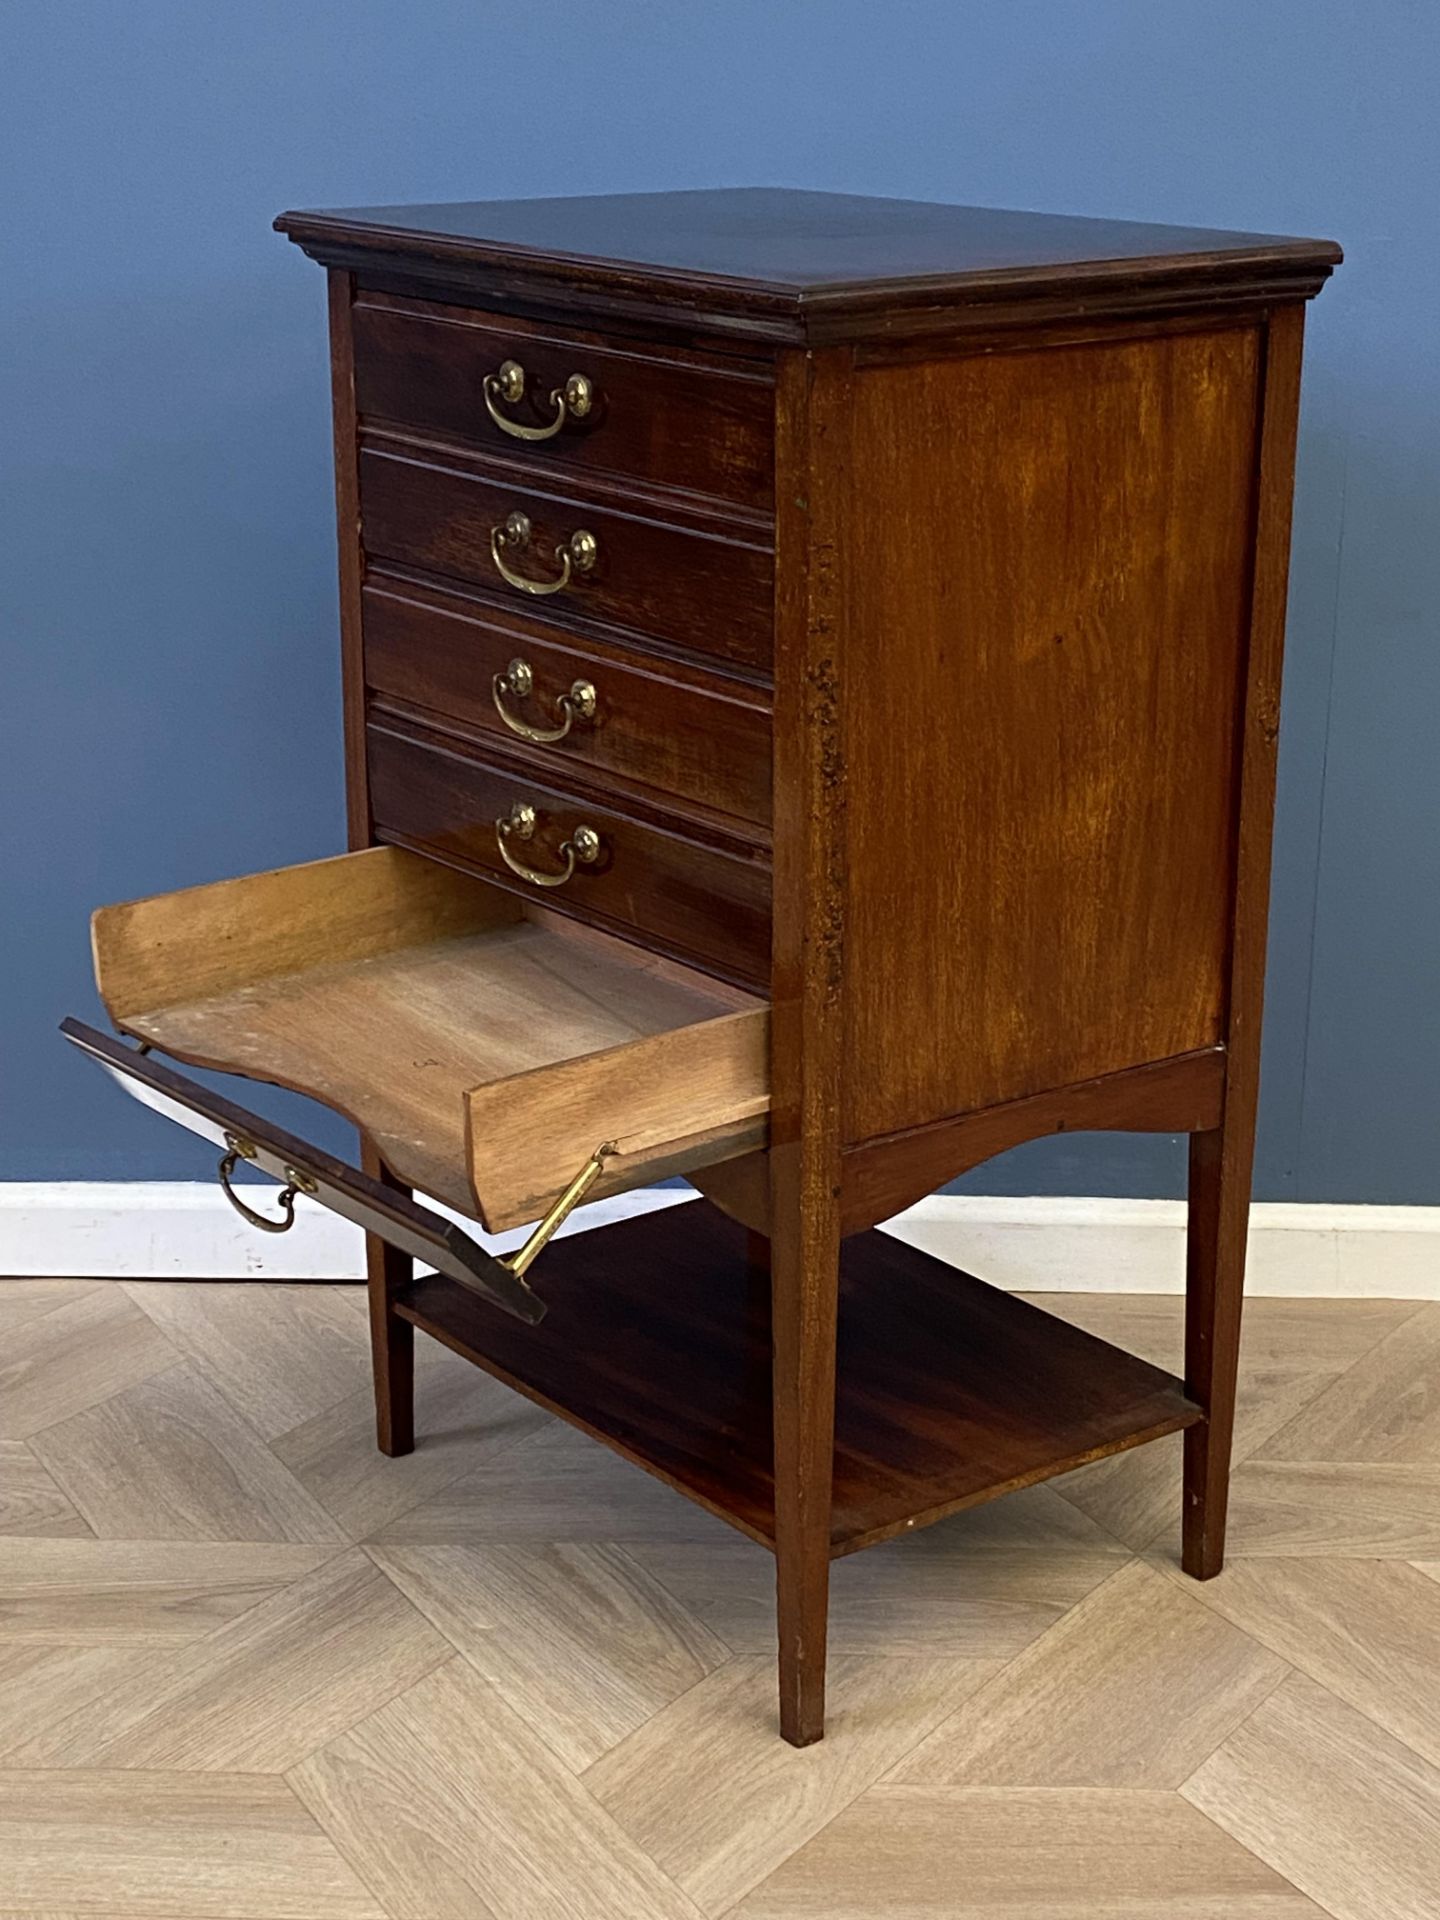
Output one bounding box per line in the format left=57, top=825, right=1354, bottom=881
left=841, top=326, right=1261, bottom=1142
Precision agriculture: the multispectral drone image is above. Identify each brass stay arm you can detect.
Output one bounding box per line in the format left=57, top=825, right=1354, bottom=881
left=502, top=1141, right=617, bottom=1282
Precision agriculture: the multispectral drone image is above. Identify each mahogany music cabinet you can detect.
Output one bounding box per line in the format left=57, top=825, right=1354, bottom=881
left=65, top=189, right=1340, bottom=1745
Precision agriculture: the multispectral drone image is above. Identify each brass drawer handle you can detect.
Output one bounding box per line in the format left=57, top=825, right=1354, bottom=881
left=490, top=511, right=598, bottom=598
left=217, top=1132, right=317, bottom=1234
left=496, top=801, right=603, bottom=889
left=493, top=657, right=598, bottom=744
left=483, top=358, right=593, bottom=441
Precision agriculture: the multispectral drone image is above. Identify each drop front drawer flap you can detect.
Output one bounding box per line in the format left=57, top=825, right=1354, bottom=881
left=81, top=846, right=770, bottom=1235
left=61, top=1017, right=570, bottom=1324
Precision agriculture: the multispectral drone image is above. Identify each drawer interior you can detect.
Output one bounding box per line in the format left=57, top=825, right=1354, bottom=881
left=90, top=846, right=769, bottom=1231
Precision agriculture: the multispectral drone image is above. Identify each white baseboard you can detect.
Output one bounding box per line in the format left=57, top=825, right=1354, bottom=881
left=886, top=1195, right=1440, bottom=1299
left=1, top=1183, right=1436, bottom=1298
left=0, top=1181, right=694, bottom=1283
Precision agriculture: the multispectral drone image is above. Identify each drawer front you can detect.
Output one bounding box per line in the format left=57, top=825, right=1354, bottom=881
left=367, top=721, right=771, bottom=987
left=351, top=292, right=775, bottom=511
left=359, top=445, right=774, bottom=672
left=363, top=581, right=773, bottom=829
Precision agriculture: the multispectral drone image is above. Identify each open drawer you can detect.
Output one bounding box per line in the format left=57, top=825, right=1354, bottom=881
left=63, top=846, right=770, bottom=1321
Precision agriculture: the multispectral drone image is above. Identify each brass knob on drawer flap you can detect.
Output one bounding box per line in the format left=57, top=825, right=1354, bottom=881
left=493, top=657, right=598, bottom=744
left=496, top=803, right=603, bottom=889
left=490, top=511, right=598, bottom=598
left=483, top=357, right=594, bottom=441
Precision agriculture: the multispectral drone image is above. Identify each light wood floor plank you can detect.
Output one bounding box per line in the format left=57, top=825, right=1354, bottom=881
left=890, top=1558, right=1288, bottom=1787
left=1052, top=1434, right=1186, bottom=1552
left=14, top=1549, right=449, bottom=1771
left=1017, top=1291, right=1189, bottom=1368
left=1256, top=1302, right=1440, bottom=1465
left=1221, top=1460, right=1440, bottom=1556
left=0, top=1537, right=332, bottom=1643
left=1029, top=1293, right=1418, bottom=1375
left=628, top=1530, right=1121, bottom=1657
left=0, top=1287, right=177, bottom=1441
left=731, top=1785, right=1328, bottom=1918
left=6, top=1280, right=1434, bottom=1911
left=1048, top=1295, right=1418, bottom=1550
left=0, top=1643, right=153, bottom=1760
left=0, top=1442, right=89, bottom=1538
left=1183, top=1669, right=1440, bottom=1920
left=368, top=1421, right=739, bottom=1546
left=1056, top=1369, right=1334, bottom=1552
left=0, top=1769, right=383, bottom=1919
left=273, top=1340, right=551, bottom=1542
left=30, top=1364, right=346, bottom=1544
left=290, top=1655, right=705, bottom=1920
left=1233, top=1297, right=1424, bottom=1371
left=373, top=1543, right=729, bottom=1771
left=124, top=1282, right=374, bottom=1440
left=1153, top=1553, right=1440, bottom=1770
left=585, top=1655, right=1000, bottom=1916
left=0, top=1278, right=106, bottom=1331
left=914, top=1479, right=1132, bottom=1551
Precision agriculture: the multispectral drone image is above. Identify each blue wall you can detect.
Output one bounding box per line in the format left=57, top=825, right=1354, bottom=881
left=3, top=0, right=1436, bottom=1199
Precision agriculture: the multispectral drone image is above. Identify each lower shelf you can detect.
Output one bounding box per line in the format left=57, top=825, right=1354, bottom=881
left=396, top=1198, right=1201, bottom=1556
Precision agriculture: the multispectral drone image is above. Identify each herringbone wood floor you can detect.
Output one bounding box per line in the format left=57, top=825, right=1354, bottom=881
left=3, top=1268, right=1439, bottom=1917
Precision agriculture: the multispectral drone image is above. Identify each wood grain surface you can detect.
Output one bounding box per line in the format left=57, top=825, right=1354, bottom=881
left=367, top=717, right=773, bottom=987
left=0, top=1769, right=383, bottom=1919
left=91, top=844, right=767, bottom=1227
left=259, top=189, right=1341, bottom=1754
left=391, top=1202, right=1199, bottom=1556
left=732, top=1787, right=1328, bottom=1919
left=363, top=576, right=774, bottom=828
left=352, top=288, right=775, bottom=509
left=840, top=325, right=1260, bottom=1141
left=358, top=439, right=774, bottom=670
left=1, top=1277, right=1434, bottom=1919
left=277, top=187, right=1339, bottom=346
left=290, top=1656, right=704, bottom=1920
left=891, top=1560, right=1286, bottom=1788
left=1183, top=1673, right=1440, bottom=1920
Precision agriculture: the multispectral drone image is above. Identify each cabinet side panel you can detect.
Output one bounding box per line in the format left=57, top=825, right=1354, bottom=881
left=842, top=326, right=1261, bottom=1142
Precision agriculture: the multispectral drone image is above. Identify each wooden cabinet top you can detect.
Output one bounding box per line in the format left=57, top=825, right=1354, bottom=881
left=276, top=185, right=1340, bottom=346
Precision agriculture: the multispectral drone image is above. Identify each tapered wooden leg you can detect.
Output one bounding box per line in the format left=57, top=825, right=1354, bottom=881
left=361, top=1143, right=413, bottom=1458
left=1182, top=302, right=1305, bottom=1577
left=770, top=1150, right=841, bottom=1747
left=1182, top=1117, right=1255, bottom=1577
